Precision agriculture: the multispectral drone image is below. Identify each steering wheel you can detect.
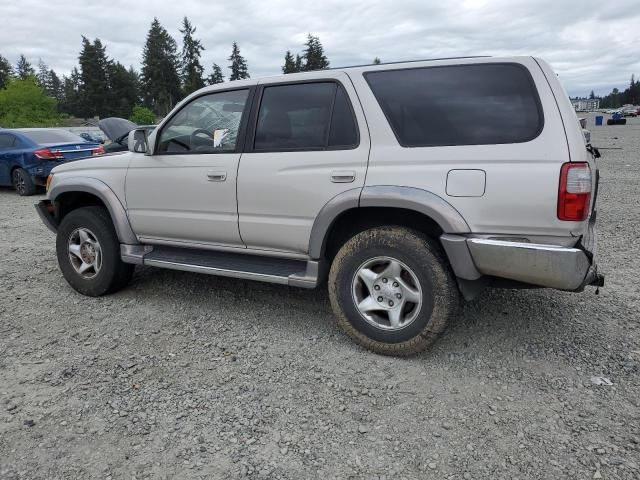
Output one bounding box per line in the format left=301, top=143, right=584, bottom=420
left=190, top=128, right=216, bottom=150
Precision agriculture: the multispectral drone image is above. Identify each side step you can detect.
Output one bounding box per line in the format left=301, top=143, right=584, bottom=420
left=135, top=246, right=321, bottom=288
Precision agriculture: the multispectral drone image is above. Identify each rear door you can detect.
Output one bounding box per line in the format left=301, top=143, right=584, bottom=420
left=0, top=133, right=17, bottom=186
left=236, top=73, right=370, bottom=254
left=125, top=87, right=253, bottom=247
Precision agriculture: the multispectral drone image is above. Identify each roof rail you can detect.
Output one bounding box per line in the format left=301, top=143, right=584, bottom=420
left=329, top=55, right=491, bottom=71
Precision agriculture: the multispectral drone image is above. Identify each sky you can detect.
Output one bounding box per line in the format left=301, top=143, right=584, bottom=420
left=1, top=0, right=639, bottom=97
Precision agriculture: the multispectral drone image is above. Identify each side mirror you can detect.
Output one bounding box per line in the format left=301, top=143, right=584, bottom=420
left=128, top=128, right=149, bottom=154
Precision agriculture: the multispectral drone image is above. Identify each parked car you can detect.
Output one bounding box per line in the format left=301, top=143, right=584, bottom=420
left=37, top=56, right=603, bottom=356
left=79, top=131, right=105, bottom=144
left=607, top=111, right=627, bottom=125
left=98, top=117, right=155, bottom=153
left=0, top=128, right=104, bottom=196
left=621, top=105, right=638, bottom=117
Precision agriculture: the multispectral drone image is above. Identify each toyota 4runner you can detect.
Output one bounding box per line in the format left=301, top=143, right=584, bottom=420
left=36, top=56, right=604, bottom=356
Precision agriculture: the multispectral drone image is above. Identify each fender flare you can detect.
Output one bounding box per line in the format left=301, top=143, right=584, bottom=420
left=49, top=177, right=138, bottom=245
left=308, top=185, right=471, bottom=259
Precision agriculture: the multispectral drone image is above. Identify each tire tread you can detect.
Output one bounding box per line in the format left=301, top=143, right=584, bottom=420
left=328, top=226, right=460, bottom=356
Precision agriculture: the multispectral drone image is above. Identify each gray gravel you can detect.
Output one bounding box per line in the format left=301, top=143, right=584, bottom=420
left=1, top=113, right=639, bottom=479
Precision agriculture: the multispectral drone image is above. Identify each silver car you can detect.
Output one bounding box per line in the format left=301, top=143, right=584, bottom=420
left=37, top=56, right=603, bottom=356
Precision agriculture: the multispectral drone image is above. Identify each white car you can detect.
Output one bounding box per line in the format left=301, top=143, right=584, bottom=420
left=37, top=56, right=603, bottom=356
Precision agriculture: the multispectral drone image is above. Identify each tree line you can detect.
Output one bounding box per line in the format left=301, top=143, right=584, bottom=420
left=0, top=17, right=338, bottom=123
left=595, top=75, right=640, bottom=109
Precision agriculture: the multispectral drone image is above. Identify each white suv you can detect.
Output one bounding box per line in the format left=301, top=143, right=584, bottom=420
left=37, top=56, right=603, bottom=356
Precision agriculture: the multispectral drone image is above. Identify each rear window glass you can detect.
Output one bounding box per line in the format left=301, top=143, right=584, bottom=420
left=364, top=63, right=543, bottom=147
left=18, top=129, right=86, bottom=145
left=254, top=82, right=358, bottom=151
left=0, top=134, right=15, bottom=148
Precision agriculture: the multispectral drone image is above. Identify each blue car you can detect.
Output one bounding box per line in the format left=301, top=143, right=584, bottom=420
left=0, top=128, right=104, bottom=196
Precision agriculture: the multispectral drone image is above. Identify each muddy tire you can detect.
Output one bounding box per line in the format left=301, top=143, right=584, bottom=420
left=328, top=226, right=460, bottom=356
left=56, top=206, right=134, bottom=296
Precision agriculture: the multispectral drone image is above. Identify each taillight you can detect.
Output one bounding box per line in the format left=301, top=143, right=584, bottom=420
left=558, top=162, right=591, bottom=221
left=34, top=148, right=64, bottom=160
left=92, top=145, right=105, bottom=156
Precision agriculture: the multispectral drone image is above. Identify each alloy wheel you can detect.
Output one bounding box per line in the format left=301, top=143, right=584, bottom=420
left=351, top=256, right=423, bottom=330
left=67, top=228, right=102, bottom=279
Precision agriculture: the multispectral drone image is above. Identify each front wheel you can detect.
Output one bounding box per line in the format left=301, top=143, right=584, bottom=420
left=56, top=206, right=134, bottom=296
left=328, top=227, right=460, bottom=356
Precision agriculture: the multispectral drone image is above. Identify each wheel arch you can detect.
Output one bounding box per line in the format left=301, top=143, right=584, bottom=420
left=49, top=178, right=138, bottom=245
left=309, top=186, right=471, bottom=261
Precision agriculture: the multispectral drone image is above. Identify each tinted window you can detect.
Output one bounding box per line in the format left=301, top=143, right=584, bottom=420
left=158, top=89, right=249, bottom=153
left=0, top=134, right=15, bottom=149
left=365, top=63, right=543, bottom=147
left=254, top=82, right=358, bottom=151
left=329, top=86, right=358, bottom=147
left=17, top=129, right=86, bottom=145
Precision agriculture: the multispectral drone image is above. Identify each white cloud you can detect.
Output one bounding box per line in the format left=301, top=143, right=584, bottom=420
left=1, top=0, right=638, bottom=96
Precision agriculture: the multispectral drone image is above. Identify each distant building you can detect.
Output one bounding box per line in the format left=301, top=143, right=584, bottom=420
left=571, top=98, right=600, bottom=111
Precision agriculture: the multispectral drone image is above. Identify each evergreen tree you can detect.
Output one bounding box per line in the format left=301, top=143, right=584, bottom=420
left=373, top=57, right=381, bottom=65
left=294, top=54, right=303, bottom=73
left=0, top=54, right=12, bottom=89
left=228, top=42, right=249, bottom=81
left=283, top=51, right=297, bottom=73
left=207, top=63, right=224, bottom=85
left=49, top=69, right=63, bottom=104
left=141, top=18, right=182, bottom=116
left=180, top=17, right=205, bottom=95
left=589, top=90, right=595, bottom=99
left=36, top=60, right=51, bottom=92
left=106, top=61, right=139, bottom=118
left=302, top=34, right=329, bottom=71
left=629, top=74, right=639, bottom=105
left=15, top=54, right=35, bottom=80
left=60, top=68, right=82, bottom=116
left=78, top=36, right=110, bottom=118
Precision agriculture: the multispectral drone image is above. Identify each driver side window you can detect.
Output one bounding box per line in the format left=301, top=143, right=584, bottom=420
left=157, top=89, right=249, bottom=154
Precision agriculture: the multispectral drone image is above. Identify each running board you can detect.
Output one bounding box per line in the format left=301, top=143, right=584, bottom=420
left=126, top=245, right=320, bottom=288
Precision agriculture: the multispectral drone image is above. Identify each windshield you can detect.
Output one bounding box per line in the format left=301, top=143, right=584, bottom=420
left=18, top=129, right=87, bottom=145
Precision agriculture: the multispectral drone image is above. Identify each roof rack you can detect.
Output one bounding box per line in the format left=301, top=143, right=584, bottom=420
left=329, top=56, right=491, bottom=71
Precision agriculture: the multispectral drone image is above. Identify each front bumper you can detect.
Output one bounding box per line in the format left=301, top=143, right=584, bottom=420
left=36, top=200, right=58, bottom=234
left=466, top=238, right=602, bottom=291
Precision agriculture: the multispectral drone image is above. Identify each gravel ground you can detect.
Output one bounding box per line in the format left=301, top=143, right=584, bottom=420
left=1, top=113, right=639, bottom=479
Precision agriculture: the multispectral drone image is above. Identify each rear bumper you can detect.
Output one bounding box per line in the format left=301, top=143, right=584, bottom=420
left=26, top=162, right=56, bottom=179
left=466, top=238, right=601, bottom=291
left=35, top=200, right=58, bottom=234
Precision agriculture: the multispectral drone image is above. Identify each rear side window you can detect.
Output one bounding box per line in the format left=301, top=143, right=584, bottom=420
left=0, top=134, right=15, bottom=149
left=254, top=82, right=358, bottom=151
left=365, top=63, right=543, bottom=147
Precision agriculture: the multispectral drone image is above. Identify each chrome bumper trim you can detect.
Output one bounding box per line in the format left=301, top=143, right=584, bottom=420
left=467, top=238, right=593, bottom=290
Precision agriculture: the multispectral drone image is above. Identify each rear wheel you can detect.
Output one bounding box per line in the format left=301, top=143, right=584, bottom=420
left=12, top=168, right=36, bottom=196
left=328, top=226, right=460, bottom=356
left=56, top=206, right=134, bottom=296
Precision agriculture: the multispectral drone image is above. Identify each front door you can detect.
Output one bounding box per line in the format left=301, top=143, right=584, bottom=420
left=125, top=87, right=253, bottom=247
left=237, top=74, right=370, bottom=254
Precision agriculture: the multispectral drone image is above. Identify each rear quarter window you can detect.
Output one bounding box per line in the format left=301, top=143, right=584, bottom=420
left=0, top=134, right=15, bottom=149
left=364, top=63, right=544, bottom=147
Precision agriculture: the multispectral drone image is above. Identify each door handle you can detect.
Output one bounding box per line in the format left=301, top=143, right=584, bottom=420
left=207, top=171, right=227, bottom=182
left=330, top=170, right=356, bottom=183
